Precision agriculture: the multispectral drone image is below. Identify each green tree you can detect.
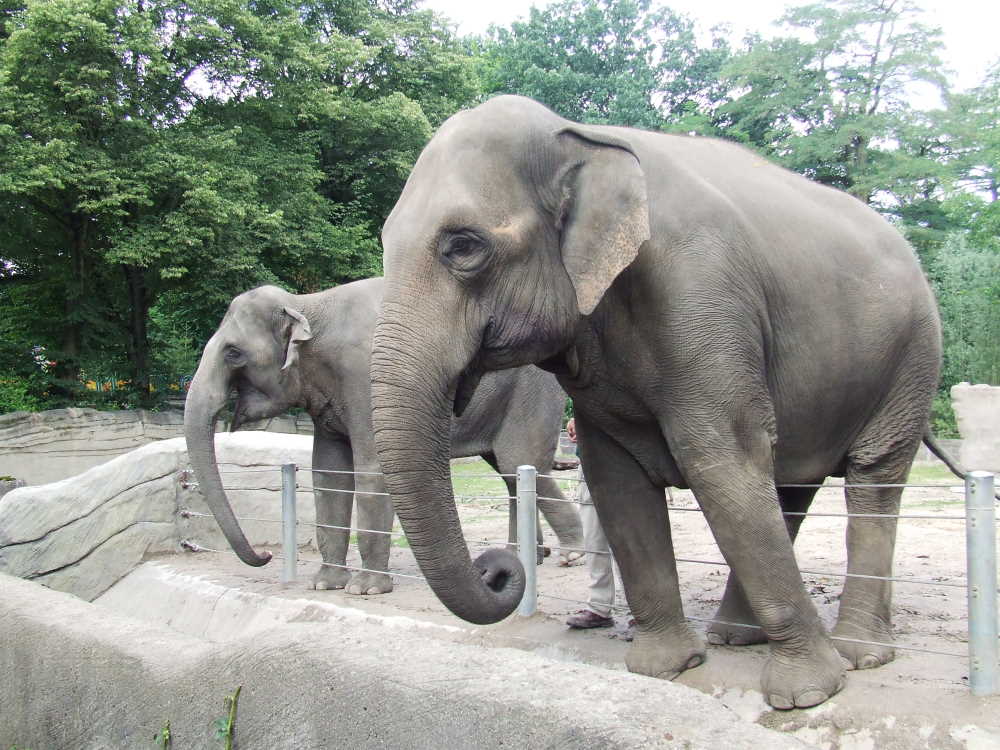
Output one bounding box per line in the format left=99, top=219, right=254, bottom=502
left=929, top=233, right=1000, bottom=390
left=941, top=62, right=1000, bottom=205
left=479, top=0, right=730, bottom=129
left=719, top=0, right=947, bottom=204
left=0, top=0, right=473, bottom=408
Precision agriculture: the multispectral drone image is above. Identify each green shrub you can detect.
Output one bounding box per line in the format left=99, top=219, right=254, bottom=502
left=0, top=373, right=40, bottom=413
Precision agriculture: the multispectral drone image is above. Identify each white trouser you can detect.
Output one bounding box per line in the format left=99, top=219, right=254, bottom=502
left=578, top=475, right=618, bottom=618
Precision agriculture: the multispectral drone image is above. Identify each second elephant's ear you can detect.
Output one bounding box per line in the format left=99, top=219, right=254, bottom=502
left=280, top=306, right=313, bottom=371
left=555, top=125, right=650, bottom=315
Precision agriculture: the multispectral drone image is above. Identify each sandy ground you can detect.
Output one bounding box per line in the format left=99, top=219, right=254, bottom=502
left=166, top=461, right=999, bottom=749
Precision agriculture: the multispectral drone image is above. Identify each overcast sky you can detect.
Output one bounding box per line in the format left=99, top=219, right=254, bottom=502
left=421, top=0, right=998, bottom=95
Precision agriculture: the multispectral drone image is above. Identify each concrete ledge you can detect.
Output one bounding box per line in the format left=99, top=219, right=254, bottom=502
left=0, top=571, right=809, bottom=749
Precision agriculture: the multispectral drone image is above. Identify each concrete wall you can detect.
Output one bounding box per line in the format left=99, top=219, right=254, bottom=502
left=0, top=571, right=808, bottom=750
left=0, top=407, right=313, bottom=485
left=0, top=433, right=315, bottom=601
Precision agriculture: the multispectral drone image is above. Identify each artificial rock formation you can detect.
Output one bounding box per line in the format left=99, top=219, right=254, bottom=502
left=0, top=407, right=314, bottom=485
left=0, top=432, right=314, bottom=600
left=951, top=383, right=1000, bottom=474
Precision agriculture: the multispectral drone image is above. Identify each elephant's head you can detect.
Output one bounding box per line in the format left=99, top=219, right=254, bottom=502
left=184, top=285, right=313, bottom=566
left=371, top=95, right=650, bottom=624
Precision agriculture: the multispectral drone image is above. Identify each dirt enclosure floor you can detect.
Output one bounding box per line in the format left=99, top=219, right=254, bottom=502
left=150, top=461, right=998, bottom=749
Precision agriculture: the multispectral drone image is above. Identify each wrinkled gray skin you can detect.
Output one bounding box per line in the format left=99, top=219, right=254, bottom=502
left=370, top=95, right=944, bottom=709
left=183, top=277, right=583, bottom=596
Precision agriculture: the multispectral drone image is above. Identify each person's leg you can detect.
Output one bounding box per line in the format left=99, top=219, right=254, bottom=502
left=567, top=476, right=615, bottom=628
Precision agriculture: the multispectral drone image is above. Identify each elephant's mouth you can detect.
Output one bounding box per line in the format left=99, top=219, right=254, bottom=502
left=453, top=365, right=484, bottom=418
left=230, top=385, right=264, bottom=432
left=230, top=395, right=247, bottom=432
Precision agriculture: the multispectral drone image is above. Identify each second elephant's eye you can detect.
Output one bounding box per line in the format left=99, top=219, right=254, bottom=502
left=224, top=346, right=246, bottom=367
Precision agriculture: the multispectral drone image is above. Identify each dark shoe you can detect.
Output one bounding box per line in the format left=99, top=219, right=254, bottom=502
left=566, top=609, right=614, bottom=629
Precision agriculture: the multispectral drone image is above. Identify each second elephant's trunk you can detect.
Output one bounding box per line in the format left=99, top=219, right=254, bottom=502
left=184, top=353, right=271, bottom=567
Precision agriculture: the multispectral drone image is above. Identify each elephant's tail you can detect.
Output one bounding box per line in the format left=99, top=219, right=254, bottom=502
left=922, top=430, right=1000, bottom=501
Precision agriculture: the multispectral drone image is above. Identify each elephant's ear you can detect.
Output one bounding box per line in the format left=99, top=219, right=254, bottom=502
left=280, top=306, right=313, bottom=371
left=555, top=125, right=650, bottom=315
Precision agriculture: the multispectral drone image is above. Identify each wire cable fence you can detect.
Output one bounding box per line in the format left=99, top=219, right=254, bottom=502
left=177, top=461, right=998, bottom=696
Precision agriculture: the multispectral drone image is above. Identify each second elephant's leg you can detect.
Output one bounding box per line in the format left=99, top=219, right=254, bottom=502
left=489, top=450, right=584, bottom=566
left=312, top=435, right=354, bottom=591
left=708, top=483, right=820, bottom=646
left=347, top=468, right=395, bottom=595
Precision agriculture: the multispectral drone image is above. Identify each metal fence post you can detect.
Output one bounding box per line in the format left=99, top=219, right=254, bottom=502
left=517, top=465, right=538, bottom=616
left=966, top=470, right=997, bottom=696
left=281, top=463, right=298, bottom=585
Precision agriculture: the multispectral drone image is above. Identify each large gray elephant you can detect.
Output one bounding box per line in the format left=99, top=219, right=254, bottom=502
left=369, top=95, right=947, bottom=709
left=183, top=277, right=583, bottom=596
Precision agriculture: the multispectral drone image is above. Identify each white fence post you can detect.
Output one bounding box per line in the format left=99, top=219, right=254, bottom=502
left=517, top=465, right=538, bottom=617
left=281, top=463, right=298, bottom=585
left=965, top=470, right=998, bottom=696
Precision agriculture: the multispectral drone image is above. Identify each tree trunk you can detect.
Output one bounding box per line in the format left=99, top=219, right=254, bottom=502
left=124, top=264, right=151, bottom=401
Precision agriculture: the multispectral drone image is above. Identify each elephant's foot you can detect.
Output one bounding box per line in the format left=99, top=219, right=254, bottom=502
left=556, top=535, right=585, bottom=567
left=346, top=571, right=394, bottom=596
left=312, top=565, right=351, bottom=591
left=706, top=602, right=767, bottom=646
left=761, top=633, right=846, bottom=710
left=832, top=609, right=894, bottom=670
left=624, top=623, right=706, bottom=681
left=559, top=550, right=584, bottom=567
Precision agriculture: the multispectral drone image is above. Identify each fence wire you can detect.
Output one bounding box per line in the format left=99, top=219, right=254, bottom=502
left=179, top=464, right=990, bottom=673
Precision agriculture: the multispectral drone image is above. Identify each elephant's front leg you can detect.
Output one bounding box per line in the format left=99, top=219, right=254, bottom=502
left=312, top=434, right=354, bottom=591
left=576, top=420, right=705, bottom=680
left=682, top=440, right=844, bottom=709
left=347, top=466, right=394, bottom=595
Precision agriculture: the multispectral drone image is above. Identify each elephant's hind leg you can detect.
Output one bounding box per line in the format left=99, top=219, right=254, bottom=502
left=833, top=354, right=931, bottom=670
left=312, top=434, right=355, bottom=591
left=347, top=465, right=395, bottom=595
left=833, top=447, right=916, bottom=669
left=707, top=483, right=820, bottom=646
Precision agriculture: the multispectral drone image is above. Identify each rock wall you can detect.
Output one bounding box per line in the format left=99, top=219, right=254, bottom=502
left=952, top=383, right=1000, bottom=473
left=0, top=432, right=314, bottom=601
left=0, top=407, right=313, bottom=485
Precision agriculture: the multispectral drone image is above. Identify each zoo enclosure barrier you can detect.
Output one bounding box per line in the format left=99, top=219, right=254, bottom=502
left=179, top=463, right=998, bottom=697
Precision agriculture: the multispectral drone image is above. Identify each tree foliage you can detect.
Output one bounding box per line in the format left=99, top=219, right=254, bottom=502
left=0, top=0, right=475, bottom=404
left=1, top=0, right=997, bottom=424
left=720, top=0, right=947, bottom=205
left=479, top=0, right=730, bottom=129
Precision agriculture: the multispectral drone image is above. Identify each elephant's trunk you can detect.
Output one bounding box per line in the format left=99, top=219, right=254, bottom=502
left=184, top=352, right=271, bottom=567
left=371, top=300, right=525, bottom=624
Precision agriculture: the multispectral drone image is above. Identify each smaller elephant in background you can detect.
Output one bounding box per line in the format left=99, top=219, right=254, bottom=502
left=184, top=277, right=583, bottom=595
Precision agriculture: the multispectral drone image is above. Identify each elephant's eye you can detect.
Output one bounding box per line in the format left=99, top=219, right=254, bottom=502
left=440, top=231, right=488, bottom=274
left=224, top=346, right=247, bottom=367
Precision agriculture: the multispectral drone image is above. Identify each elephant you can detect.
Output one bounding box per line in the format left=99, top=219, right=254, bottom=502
left=183, top=276, right=584, bottom=596
left=369, top=94, right=951, bottom=709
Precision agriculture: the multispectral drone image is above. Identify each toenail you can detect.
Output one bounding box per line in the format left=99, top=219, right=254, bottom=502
left=706, top=633, right=724, bottom=645
left=686, top=655, right=705, bottom=670
left=860, top=654, right=881, bottom=669
left=795, top=690, right=828, bottom=708
left=769, top=694, right=794, bottom=710
left=315, top=582, right=327, bottom=590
